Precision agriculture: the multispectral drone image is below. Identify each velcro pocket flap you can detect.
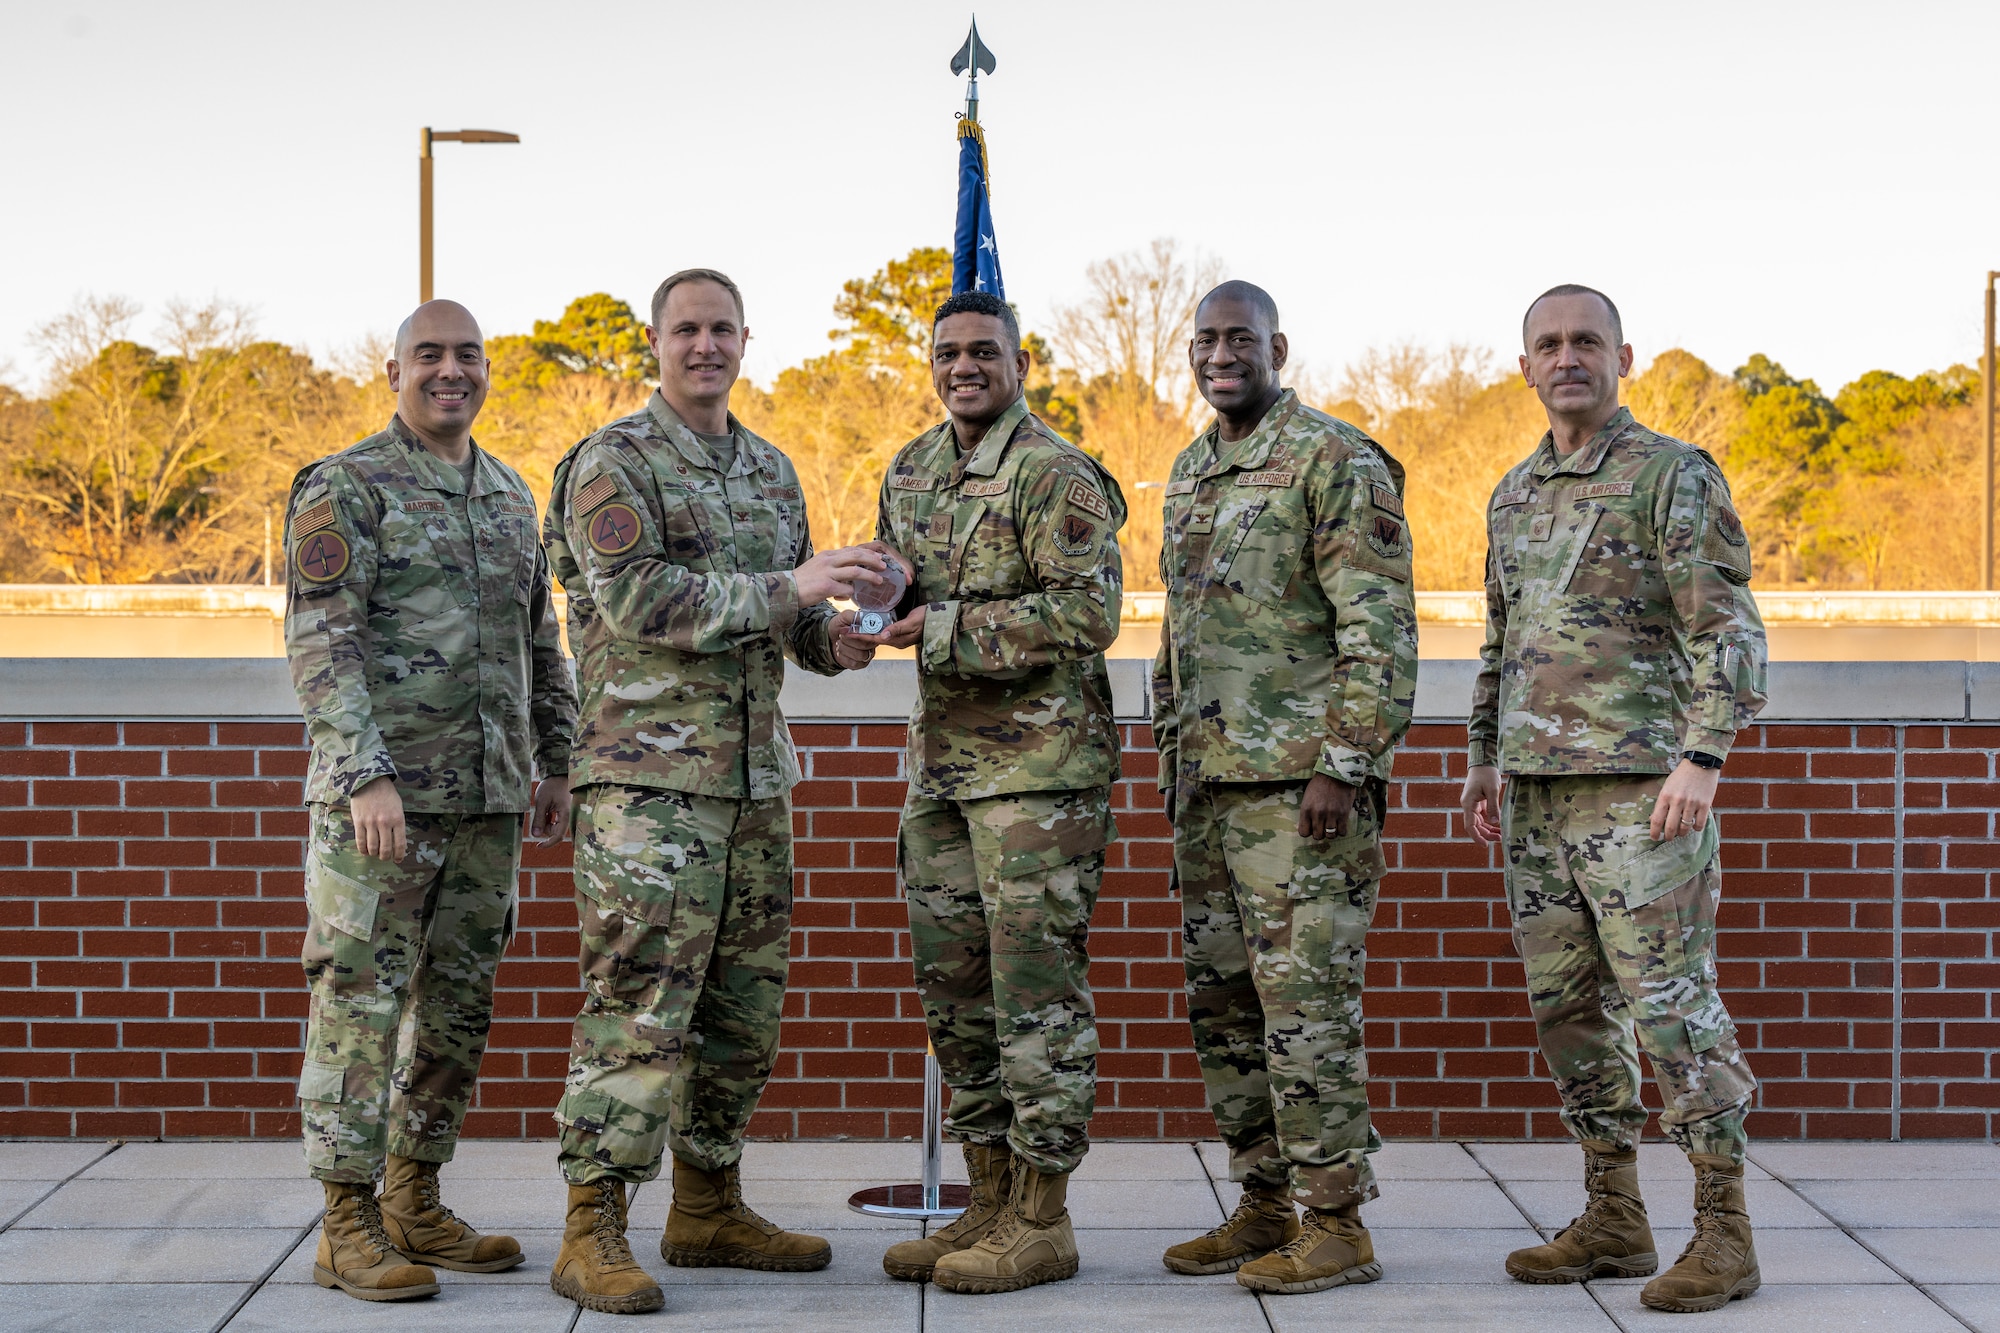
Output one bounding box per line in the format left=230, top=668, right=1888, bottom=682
left=298, top=1059, right=344, bottom=1103
left=305, top=856, right=379, bottom=941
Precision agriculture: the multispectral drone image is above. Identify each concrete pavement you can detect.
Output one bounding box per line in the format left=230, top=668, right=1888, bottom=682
left=0, top=1139, right=1995, bottom=1332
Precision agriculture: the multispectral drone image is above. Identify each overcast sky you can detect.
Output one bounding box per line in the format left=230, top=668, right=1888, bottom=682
left=4, top=0, right=1998, bottom=396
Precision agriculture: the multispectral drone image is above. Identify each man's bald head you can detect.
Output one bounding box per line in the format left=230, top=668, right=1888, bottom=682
left=1196, top=280, right=1280, bottom=335
left=395, top=299, right=483, bottom=361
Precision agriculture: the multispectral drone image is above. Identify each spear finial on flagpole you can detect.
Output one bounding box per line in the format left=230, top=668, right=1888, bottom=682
left=950, top=16, right=996, bottom=123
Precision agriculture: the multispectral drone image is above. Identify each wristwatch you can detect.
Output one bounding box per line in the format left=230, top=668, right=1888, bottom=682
left=1684, top=751, right=1725, bottom=771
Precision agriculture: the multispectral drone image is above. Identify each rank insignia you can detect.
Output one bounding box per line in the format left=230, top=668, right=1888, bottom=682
left=1367, top=514, right=1404, bottom=558
left=926, top=511, right=954, bottom=544
left=588, top=502, right=642, bottom=556
left=295, top=530, right=351, bottom=584
left=1054, top=513, right=1096, bottom=557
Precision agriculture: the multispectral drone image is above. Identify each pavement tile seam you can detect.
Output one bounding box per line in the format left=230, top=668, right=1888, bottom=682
left=0, top=1140, right=121, bottom=1232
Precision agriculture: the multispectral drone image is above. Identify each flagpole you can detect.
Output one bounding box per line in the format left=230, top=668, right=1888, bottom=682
left=845, top=13, right=999, bottom=1226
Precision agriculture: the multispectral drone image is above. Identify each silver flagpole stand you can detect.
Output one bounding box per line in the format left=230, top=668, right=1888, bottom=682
left=846, top=1044, right=971, bottom=1219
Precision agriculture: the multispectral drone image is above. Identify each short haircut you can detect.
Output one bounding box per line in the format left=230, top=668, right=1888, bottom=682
left=1196, top=280, right=1280, bottom=334
left=1523, top=283, right=1622, bottom=346
left=651, top=268, right=745, bottom=328
left=932, top=290, right=1020, bottom=349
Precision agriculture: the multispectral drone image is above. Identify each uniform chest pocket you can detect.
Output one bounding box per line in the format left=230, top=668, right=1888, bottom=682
left=1221, top=489, right=1306, bottom=607
left=1205, top=495, right=1269, bottom=588
left=773, top=499, right=807, bottom=570
left=377, top=507, right=475, bottom=610
left=1563, top=505, right=1659, bottom=598
left=653, top=483, right=726, bottom=571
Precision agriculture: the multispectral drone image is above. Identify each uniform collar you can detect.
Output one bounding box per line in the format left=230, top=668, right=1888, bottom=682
left=1198, top=387, right=1298, bottom=475
left=1533, top=405, right=1634, bottom=479
left=647, top=391, right=768, bottom=477
left=388, top=414, right=501, bottom=496
left=953, top=396, right=1030, bottom=479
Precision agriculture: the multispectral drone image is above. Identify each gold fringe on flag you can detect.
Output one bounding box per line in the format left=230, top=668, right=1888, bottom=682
left=957, top=117, right=992, bottom=198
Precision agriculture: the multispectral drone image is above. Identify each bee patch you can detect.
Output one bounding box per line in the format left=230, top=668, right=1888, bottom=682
left=1367, top=514, right=1405, bottom=558
left=1053, top=513, right=1097, bottom=557
left=1065, top=478, right=1111, bottom=520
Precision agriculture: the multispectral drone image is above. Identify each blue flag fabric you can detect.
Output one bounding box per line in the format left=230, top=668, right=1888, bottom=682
left=952, top=124, right=1004, bottom=299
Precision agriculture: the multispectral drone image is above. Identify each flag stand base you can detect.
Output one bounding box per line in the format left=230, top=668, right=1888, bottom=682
left=846, top=1049, right=970, bottom=1219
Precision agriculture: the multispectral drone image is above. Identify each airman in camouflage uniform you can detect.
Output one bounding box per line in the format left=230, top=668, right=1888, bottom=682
left=285, top=300, right=576, bottom=1301
left=1150, top=283, right=1416, bottom=1295
left=544, top=269, right=885, bottom=1316
left=1463, top=285, right=1766, bottom=1314
left=850, top=290, right=1124, bottom=1295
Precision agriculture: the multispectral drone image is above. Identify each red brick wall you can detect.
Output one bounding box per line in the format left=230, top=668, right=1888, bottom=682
left=2, top=718, right=1994, bottom=1142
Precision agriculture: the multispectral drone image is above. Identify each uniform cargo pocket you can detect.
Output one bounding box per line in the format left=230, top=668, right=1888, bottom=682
left=1684, top=994, right=1735, bottom=1054
left=298, top=1059, right=345, bottom=1104
left=1592, top=817, right=1719, bottom=911
left=305, top=857, right=379, bottom=941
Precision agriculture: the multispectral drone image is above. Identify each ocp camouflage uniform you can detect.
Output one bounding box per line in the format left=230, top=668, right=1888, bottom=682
left=878, top=396, right=1125, bottom=1176
left=546, top=392, right=842, bottom=1183
left=1151, top=390, right=1417, bottom=1211
left=284, top=416, right=576, bottom=1183
left=1471, top=406, right=1767, bottom=1161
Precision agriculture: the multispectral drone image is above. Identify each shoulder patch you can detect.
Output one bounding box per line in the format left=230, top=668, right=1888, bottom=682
left=295, top=530, right=351, bottom=584
left=1492, top=488, right=1532, bottom=509
left=890, top=473, right=937, bottom=492
left=1573, top=481, right=1634, bottom=500
left=587, top=503, right=643, bottom=557
left=1237, top=470, right=1295, bottom=488
left=293, top=500, right=337, bottom=538
left=1064, top=477, right=1111, bottom=521
left=1165, top=478, right=1198, bottom=497
left=960, top=478, right=1009, bottom=498
left=573, top=473, right=619, bottom=515
left=1367, top=514, right=1406, bottom=559
left=1370, top=484, right=1404, bottom=516
left=1053, top=512, right=1097, bottom=557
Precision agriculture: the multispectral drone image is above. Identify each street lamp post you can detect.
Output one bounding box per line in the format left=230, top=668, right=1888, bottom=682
left=419, top=128, right=520, bottom=302
left=1985, top=272, right=1996, bottom=591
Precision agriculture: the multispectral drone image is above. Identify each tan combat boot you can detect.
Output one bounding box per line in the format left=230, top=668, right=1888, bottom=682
left=661, top=1157, right=832, bottom=1271
left=1236, top=1205, right=1381, bottom=1294
left=1163, top=1182, right=1301, bottom=1275
left=379, top=1155, right=524, bottom=1273
left=1506, top=1140, right=1659, bottom=1283
left=313, top=1181, right=440, bottom=1302
left=1640, top=1154, right=1760, bottom=1313
left=931, top=1163, right=1079, bottom=1294
left=882, top=1142, right=1016, bottom=1281
left=550, top=1178, right=665, bottom=1315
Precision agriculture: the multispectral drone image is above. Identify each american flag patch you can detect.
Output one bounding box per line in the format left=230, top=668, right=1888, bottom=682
left=573, top=474, right=619, bottom=514
left=293, top=500, right=336, bottom=537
